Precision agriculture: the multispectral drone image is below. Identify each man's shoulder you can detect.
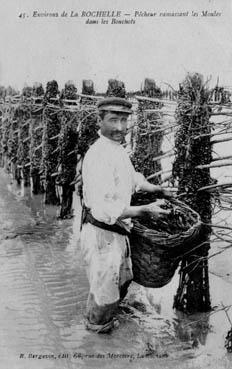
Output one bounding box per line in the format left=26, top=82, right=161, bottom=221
left=83, top=138, right=103, bottom=162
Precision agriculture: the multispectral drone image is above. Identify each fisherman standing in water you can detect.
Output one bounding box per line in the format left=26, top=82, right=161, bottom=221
left=80, top=97, right=172, bottom=333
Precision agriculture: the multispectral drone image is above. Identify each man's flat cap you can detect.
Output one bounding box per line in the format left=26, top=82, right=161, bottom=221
left=97, top=97, right=132, bottom=114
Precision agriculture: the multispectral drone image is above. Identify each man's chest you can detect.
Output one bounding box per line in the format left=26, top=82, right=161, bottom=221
left=110, top=155, right=133, bottom=191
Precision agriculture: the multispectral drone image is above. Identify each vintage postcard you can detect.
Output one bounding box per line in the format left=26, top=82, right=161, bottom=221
left=0, top=0, right=232, bottom=368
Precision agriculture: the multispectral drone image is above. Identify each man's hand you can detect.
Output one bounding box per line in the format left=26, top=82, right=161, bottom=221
left=143, top=202, right=171, bottom=220
left=138, top=180, right=177, bottom=199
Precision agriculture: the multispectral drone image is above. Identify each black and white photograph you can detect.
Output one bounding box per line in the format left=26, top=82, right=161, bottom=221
left=0, top=0, right=232, bottom=368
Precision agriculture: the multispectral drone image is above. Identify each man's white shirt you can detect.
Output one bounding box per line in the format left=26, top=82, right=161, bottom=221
left=82, top=133, right=145, bottom=226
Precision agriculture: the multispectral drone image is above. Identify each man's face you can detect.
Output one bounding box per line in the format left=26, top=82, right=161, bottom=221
left=99, top=111, right=129, bottom=143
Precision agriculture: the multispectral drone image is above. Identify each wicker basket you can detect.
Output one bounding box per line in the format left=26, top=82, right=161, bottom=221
left=129, top=197, right=202, bottom=288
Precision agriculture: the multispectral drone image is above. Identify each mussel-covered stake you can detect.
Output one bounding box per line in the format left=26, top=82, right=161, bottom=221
left=16, top=105, right=31, bottom=186
left=40, top=80, right=60, bottom=204
left=106, top=79, right=126, bottom=98
left=29, top=112, right=44, bottom=194
left=77, top=81, right=99, bottom=199
left=173, top=73, right=212, bottom=313
left=8, top=107, right=20, bottom=182
left=1, top=106, right=13, bottom=172
left=225, top=328, right=232, bottom=353
left=131, top=79, right=163, bottom=205
left=56, top=82, right=79, bottom=218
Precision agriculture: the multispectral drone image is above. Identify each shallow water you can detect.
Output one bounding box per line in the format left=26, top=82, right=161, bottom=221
left=0, top=136, right=232, bottom=369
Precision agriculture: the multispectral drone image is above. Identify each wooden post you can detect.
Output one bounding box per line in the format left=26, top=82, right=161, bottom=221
left=131, top=79, right=163, bottom=187
left=72, top=82, right=99, bottom=212
left=57, top=80, right=98, bottom=218
left=40, top=107, right=60, bottom=205
left=1, top=106, right=12, bottom=172
left=16, top=106, right=31, bottom=186
left=106, top=79, right=126, bottom=98
left=55, top=82, right=78, bottom=218
left=173, top=73, right=212, bottom=313
left=7, top=107, right=19, bottom=181
left=56, top=110, right=79, bottom=219
left=29, top=113, right=44, bottom=194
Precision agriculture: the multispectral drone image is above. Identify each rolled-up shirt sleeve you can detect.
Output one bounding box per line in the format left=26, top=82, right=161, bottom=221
left=92, top=193, right=126, bottom=225
left=128, top=158, right=146, bottom=193
left=82, top=152, right=126, bottom=225
left=133, top=171, right=146, bottom=193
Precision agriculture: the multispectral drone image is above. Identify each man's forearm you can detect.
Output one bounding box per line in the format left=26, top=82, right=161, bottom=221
left=139, top=180, right=163, bottom=195
left=119, top=205, right=146, bottom=220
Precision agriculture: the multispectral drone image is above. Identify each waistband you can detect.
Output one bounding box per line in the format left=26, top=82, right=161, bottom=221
left=81, top=206, right=130, bottom=236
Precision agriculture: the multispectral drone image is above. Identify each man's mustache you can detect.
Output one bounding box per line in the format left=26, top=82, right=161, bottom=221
left=112, top=130, right=126, bottom=134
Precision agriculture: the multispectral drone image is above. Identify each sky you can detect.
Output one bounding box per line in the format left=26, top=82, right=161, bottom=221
left=0, top=0, right=232, bottom=93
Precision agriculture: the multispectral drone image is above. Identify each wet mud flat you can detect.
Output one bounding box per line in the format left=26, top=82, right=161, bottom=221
left=0, top=169, right=232, bottom=369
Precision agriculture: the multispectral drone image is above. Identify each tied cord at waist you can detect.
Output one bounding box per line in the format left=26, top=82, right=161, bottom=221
left=81, top=206, right=130, bottom=236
